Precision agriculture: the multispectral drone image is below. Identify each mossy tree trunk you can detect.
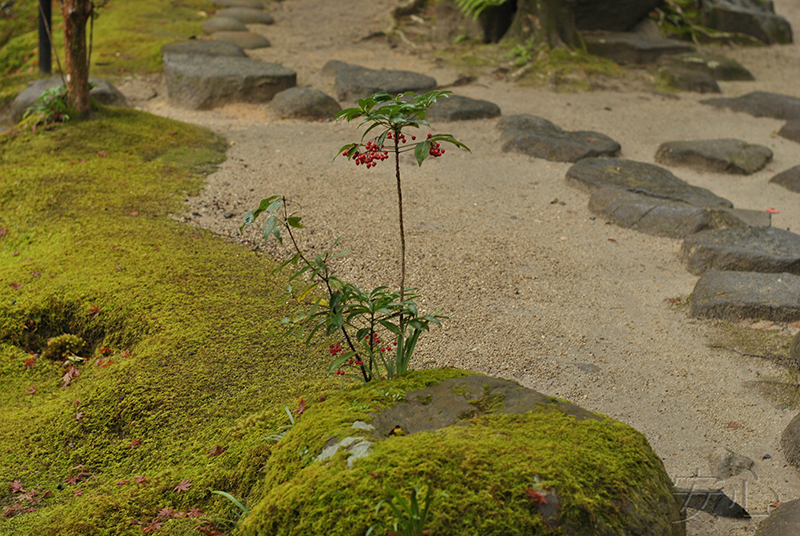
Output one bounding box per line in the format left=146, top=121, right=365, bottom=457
left=503, top=0, right=580, bottom=49
left=61, top=0, right=92, bottom=118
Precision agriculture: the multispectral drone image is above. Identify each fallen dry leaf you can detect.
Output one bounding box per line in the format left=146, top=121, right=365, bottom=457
left=26, top=385, right=37, bottom=395
left=726, top=421, right=743, bottom=429
left=208, top=445, right=226, bottom=457
left=173, top=479, right=192, bottom=493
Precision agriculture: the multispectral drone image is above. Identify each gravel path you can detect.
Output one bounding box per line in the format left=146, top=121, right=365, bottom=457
left=124, top=1, right=800, bottom=533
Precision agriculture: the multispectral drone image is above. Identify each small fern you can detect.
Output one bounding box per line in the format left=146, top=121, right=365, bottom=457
left=454, top=0, right=509, bottom=20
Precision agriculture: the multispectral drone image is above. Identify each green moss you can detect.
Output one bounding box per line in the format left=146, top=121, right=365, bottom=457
left=0, top=106, right=342, bottom=534
left=239, top=371, right=678, bottom=535
left=468, top=383, right=506, bottom=413
left=40, top=334, right=85, bottom=361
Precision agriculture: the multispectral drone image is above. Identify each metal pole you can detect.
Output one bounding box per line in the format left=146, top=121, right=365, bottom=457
left=38, top=0, right=52, bottom=74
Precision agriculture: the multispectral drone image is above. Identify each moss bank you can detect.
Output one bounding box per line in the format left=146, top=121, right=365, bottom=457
left=0, top=107, right=339, bottom=534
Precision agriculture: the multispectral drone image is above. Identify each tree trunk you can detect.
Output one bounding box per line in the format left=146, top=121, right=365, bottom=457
left=61, top=0, right=92, bottom=117
left=503, top=0, right=580, bottom=49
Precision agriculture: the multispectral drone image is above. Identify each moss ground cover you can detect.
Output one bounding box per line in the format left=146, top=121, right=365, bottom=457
left=0, top=107, right=340, bottom=534
left=0, top=0, right=216, bottom=109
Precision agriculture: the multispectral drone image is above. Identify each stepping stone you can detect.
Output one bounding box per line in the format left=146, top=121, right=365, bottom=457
left=680, top=227, right=800, bottom=275
left=567, top=158, right=732, bottom=208
left=655, top=139, right=772, bottom=175
left=7, top=76, right=127, bottom=123
left=658, top=52, right=754, bottom=81
left=688, top=270, right=800, bottom=322
left=202, top=16, right=248, bottom=33
left=701, top=0, right=793, bottom=45
left=583, top=33, right=693, bottom=64
left=271, top=88, right=341, bottom=120
left=498, top=115, right=620, bottom=163
left=161, top=40, right=247, bottom=57
left=210, top=0, right=264, bottom=8
left=770, top=165, right=800, bottom=193
left=701, top=91, right=800, bottom=121
left=779, top=120, right=800, bottom=144
left=163, top=54, right=295, bottom=110
left=426, top=94, right=500, bottom=122
left=321, top=60, right=436, bottom=101
left=754, top=499, right=800, bottom=536
left=216, top=7, right=274, bottom=25
left=784, top=413, right=800, bottom=468
left=575, top=0, right=663, bottom=32
left=212, top=31, right=270, bottom=49
left=587, top=187, right=763, bottom=238
left=656, top=65, right=720, bottom=94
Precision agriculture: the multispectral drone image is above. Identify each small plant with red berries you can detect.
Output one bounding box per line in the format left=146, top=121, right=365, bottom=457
left=242, top=91, right=468, bottom=383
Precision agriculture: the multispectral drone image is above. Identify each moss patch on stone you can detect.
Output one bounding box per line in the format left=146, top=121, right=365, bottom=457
left=240, top=371, right=681, bottom=536
left=0, top=106, right=343, bottom=534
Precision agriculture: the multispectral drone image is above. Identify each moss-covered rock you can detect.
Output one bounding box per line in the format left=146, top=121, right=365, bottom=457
left=240, top=370, right=685, bottom=536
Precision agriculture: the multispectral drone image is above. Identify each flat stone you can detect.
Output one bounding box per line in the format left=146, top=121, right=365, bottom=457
left=202, top=16, right=248, bottom=33
left=755, top=499, right=800, bottom=536
left=498, top=114, right=620, bottom=163
left=655, top=139, right=772, bottom=175
left=689, top=270, right=800, bottom=322
left=161, top=40, right=247, bottom=57
left=321, top=60, right=436, bottom=101
left=681, top=227, right=800, bottom=275
left=575, top=0, right=663, bottom=32
left=783, top=412, right=800, bottom=468
left=210, top=0, right=265, bottom=7
left=426, top=94, right=501, bottom=122
left=770, top=165, right=800, bottom=193
left=211, top=31, right=271, bottom=49
left=588, top=187, right=755, bottom=238
left=709, top=448, right=754, bottom=480
left=163, top=53, right=295, bottom=109
left=702, top=0, right=793, bottom=45
left=216, top=7, right=274, bottom=24
left=583, top=33, right=694, bottom=64
left=791, top=332, right=800, bottom=362
left=7, top=76, right=127, bottom=124
left=701, top=91, right=800, bottom=121
left=779, top=120, right=800, bottom=144
left=271, top=87, right=341, bottom=120
left=656, top=66, right=721, bottom=94
left=658, top=52, right=754, bottom=81
left=566, top=158, right=733, bottom=208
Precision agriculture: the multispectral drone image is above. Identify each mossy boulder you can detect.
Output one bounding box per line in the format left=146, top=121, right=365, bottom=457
left=240, top=370, right=685, bottom=535
left=40, top=334, right=86, bottom=360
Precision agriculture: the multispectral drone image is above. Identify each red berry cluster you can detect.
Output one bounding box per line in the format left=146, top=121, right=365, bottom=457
left=329, top=343, right=345, bottom=355
left=388, top=131, right=415, bottom=144
left=346, top=140, right=389, bottom=169
left=427, top=133, right=445, bottom=158
left=331, top=343, right=364, bottom=376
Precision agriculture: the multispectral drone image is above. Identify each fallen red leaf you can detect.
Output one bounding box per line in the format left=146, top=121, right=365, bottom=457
left=88, top=305, right=100, bottom=319
left=142, top=520, right=164, bottom=533
left=97, top=151, right=107, bottom=157
left=186, top=506, right=205, bottom=518
left=41, top=490, right=51, bottom=498
left=9, top=480, right=24, bottom=493
left=26, top=385, right=37, bottom=395
left=24, top=358, right=36, bottom=369
left=129, top=211, right=139, bottom=216
left=156, top=507, right=174, bottom=519
left=524, top=488, right=548, bottom=507
left=134, top=475, right=147, bottom=484
left=10, top=282, right=22, bottom=290
left=770, top=500, right=783, bottom=508
left=73, top=489, right=83, bottom=496
left=73, top=400, right=80, bottom=408
left=116, top=480, right=129, bottom=486
left=120, top=349, right=132, bottom=358
left=173, top=479, right=192, bottom=492
left=130, top=439, right=142, bottom=449
left=293, top=398, right=306, bottom=416
left=208, top=445, right=226, bottom=457
left=100, top=347, right=112, bottom=357
left=62, top=367, right=80, bottom=388
left=99, top=359, right=114, bottom=368
left=0, top=227, right=7, bottom=238
left=767, top=208, right=779, bottom=214
left=110, top=245, right=119, bottom=250
left=30, top=272, right=41, bottom=277
left=75, top=412, right=84, bottom=420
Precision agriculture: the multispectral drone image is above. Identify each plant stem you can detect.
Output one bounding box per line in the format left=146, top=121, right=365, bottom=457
left=394, top=130, right=406, bottom=305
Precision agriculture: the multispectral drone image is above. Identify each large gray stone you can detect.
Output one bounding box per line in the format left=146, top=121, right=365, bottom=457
left=161, top=40, right=247, bottom=57
left=658, top=52, right=755, bottom=81
left=656, top=66, right=721, bottom=94
left=426, top=94, right=500, bottom=122
left=770, top=165, right=800, bottom=193
left=566, top=158, right=733, bottom=208
left=7, top=76, right=127, bottom=124
left=702, top=0, right=793, bottom=45
left=216, top=7, right=274, bottom=24
left=584, top=33, right=694, bottom=65
left=701, top=91, right=800, bottom=121
left=791, top=332, right=800, bottom=362
left=680, top=227, right=800, bottom=275
left=708, top=448, right=754, bottom=480
left=321, top=60, right=436, bottom=101
left=575, top=0, right=663, bottom=32
left=163, top=53, right=295, bottom=110
left=655, top=139, right=773, bottom=175
left=588, top=187, right=762, bottom=238
left=755, top=499, right=800, bottom=536
left=498, top=115, right=620, bottom=163
left=271, top=87, right=341, bottom=120
left=689, top=270, right=800, bottom=322
left=211, top=31, right=271, bottom=49
left=202, top=16, right=248, bottom=33
left=782, top=414, right=800, bottom=468
left=779, top=120, right=800, bottom=144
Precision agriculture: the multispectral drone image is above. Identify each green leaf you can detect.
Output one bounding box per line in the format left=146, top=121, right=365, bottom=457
left=414, top=141, right=431, bottom=166
left=287, top=216, right=304, bottom=229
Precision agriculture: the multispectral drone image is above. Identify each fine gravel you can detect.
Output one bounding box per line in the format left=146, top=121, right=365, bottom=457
left=119, top=0, right=800, bottom=533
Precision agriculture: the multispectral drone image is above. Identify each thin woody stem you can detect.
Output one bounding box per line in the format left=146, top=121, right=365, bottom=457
left=394, top=128, right=405, bottom=309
